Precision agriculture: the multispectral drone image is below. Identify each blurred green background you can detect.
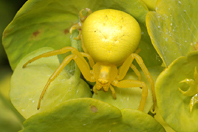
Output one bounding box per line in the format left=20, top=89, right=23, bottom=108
left=0, top=0, right=26, bottom=131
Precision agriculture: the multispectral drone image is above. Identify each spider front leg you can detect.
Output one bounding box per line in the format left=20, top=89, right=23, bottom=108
left=117, top=53, right=156, bottom=111
left=79, top=8, right=92, bottom=22
left=112, top=80, right=148, bottom=111
left=70, top=8, right=92, bottom=40
left=130, top=53, right=155, bottom=110
left=117, top=48, right=142, bottom=81
left=69, top=22, right=82, bottom=40
left=23, top=47, right=95, bottom=109
left=70, top=8, right=91, bottom=53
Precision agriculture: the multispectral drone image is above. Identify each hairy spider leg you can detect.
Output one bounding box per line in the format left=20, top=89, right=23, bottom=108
left=70, top=24, right=88, bottom=53
left=69, top=8, right=92, bottom=39
left=112, top=80, right=148, bottom=111
left=23, top=47, right=95, bottom=109
left=79, top=8, right=92, bottom=22
left=70, top=8, right=92, bottom=53
left=117, top=53, right=156, bottom=111
left=70, top=24, right=89, bottom=54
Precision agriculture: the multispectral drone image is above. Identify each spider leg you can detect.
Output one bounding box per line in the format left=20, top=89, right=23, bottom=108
left=23, top=47, right=94, bottom=69
left=70, top=22, right=82, bottom=40
left=109, top=85, right=116, bottom=99
left=79, top=8, right=92, bottom=22
left=112, top=80, right=148, bottom=111
left=131, top=64, right=141, bottom=81
left=37, top=54, right=75, bottom=109
left=23, top=47, right=94, bottom=109
left=79, top=8, right=91, bottom=53
left=80, top=52, right=95, bottom=68
left=93, top=85, right=98, bottom=95
left=79, top=35, right=88, bottom=53
left=117, top=48, right=141, bottom=80
left=69, top=8, right=92, bottom=41
left=117, top=53, right=155, bottom=111
left=23, top=47, right=74, bottom=68
left=117, top=57, right=140, bottom=81
left=135, top=48, right=141, bottom=54
left=130, top=53, right=155, bottom=111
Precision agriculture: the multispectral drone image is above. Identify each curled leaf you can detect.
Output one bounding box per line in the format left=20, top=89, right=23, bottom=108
left=179, top=78, right=198, bottom=96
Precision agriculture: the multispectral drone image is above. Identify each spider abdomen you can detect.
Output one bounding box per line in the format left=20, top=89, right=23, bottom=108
left=82, top=9, right=141, bottom=65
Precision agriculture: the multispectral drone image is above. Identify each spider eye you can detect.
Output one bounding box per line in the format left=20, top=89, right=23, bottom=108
left=98, top=79, right=109, bottom=84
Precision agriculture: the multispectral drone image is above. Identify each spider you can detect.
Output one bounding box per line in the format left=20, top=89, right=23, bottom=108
left=23, top=8, right=155, bottom=111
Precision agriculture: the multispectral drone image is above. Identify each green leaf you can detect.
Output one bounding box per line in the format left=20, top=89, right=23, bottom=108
left=154, top=107, right=176, bottom=132
left=146, top=0, right=198, bottom=66
left=0, top=69, right=12, bottom=99
left=21, top=98, right=165, bottom=132
left=3, top=0, right=161, bottom=70
left=0, top=0, right=16, bottom=64
left=93, top=66, right=164, bottom=113
left=155, top=51, right=198, bottom=131
left=10, top=47, right=92, bottom=119
left=0, top=72, right=24, bottom=132
left=0, top=94, right=23, bottom=132
left=141, top=0, right=157, bottom=11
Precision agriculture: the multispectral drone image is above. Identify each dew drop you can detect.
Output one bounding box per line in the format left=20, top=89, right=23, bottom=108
left=76, top=89, right=79, bottom=93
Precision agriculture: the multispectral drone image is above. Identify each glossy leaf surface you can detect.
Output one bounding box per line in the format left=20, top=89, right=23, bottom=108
left=147, top=0, right=198, bottom=66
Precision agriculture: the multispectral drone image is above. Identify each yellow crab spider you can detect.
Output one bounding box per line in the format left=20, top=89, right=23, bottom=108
left=23, top=8, right=155, bottom=111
